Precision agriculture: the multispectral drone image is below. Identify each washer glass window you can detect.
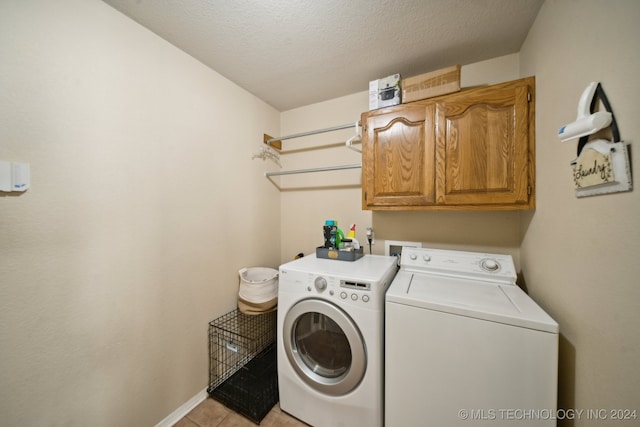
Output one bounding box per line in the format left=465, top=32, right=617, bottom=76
left=294, top=312, right=352, bottom=378
left=283, top=299, right=366, bottom=395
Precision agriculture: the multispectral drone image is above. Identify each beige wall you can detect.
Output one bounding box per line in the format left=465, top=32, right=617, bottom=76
left=278, top=92, right=370, bottom=261
left=279, top=53, right=524, bottom=264
left=3, top=0, right=638, bottom=425
left=0, top=1, right=280, bottom=426
left=519, top=0, right=640, bottom=424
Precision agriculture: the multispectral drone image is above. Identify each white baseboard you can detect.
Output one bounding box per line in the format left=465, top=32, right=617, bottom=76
left=155, top=387, right=208, bottom=427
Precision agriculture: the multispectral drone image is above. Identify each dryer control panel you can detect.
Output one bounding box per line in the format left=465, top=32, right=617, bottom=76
left=307, top=274, right=378, bottom=306
left=340, top=280, right=371, bottom=291
left=280, top=270, right=391, bottom=309
left=278, top=254, right=398, bottom=309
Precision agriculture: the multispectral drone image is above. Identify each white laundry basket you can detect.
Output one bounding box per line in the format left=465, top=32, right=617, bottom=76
left=237, top=267, right=278, bottom=315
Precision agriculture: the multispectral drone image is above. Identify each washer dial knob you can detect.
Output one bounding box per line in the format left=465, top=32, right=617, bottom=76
left=314, top=277, right=327, bottom=292
left=481, top=258, right=500, bottom=272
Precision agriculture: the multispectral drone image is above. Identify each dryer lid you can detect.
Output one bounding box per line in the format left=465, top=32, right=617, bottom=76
left=387, top=272, right=559, bottom=333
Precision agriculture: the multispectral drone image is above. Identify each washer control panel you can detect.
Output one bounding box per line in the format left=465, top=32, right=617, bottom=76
left=400, top=247, right=516, bottom=283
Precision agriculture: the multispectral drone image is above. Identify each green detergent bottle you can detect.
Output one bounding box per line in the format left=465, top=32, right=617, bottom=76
left=336, top=226, right=345, bottom=249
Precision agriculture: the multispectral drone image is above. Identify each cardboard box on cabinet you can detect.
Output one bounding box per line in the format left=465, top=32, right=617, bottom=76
left=402, top=65, right=461, bottom=103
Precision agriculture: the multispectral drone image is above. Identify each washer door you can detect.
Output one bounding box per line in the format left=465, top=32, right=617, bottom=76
left=283, top=299, right=366, bottom=396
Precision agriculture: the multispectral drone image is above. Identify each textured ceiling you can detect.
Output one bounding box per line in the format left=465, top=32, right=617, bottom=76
left=102, top=0, right=544, bottom=111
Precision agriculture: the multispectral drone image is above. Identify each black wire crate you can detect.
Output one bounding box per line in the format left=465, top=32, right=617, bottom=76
left=208, top=343, right=278, bottom=424
left=207, top=309, right=278, bottom=423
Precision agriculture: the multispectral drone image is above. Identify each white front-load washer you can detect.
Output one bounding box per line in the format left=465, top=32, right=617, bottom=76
left=278, top=254, right=398, bottom=427
left=385, top=247, right=559, bottom=427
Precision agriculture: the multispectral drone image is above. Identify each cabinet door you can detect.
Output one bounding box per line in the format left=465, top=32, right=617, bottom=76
left=362, top=104, right=436, bottom=208
left=435, top=80, right=533, bottom=207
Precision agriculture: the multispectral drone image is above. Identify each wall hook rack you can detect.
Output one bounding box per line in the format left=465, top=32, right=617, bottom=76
left=262, top=121, right=362, bottom=177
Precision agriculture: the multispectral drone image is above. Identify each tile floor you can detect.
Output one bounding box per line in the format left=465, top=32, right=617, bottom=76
left=174, top=398, right=310, bottom=427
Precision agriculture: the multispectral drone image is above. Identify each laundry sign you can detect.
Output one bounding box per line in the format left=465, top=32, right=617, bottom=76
left=570, top=139, right=632, bottom=197
left=572, top=147, right=613, bottom=188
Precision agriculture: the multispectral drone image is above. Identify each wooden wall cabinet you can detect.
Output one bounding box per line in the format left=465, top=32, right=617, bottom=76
left=361, top=77, right=535, bottom=210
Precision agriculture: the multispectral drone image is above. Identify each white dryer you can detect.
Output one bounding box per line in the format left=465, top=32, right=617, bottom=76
left=385, top=247, right=559, bottom=426
left=278, top=254, right=398, bottom=427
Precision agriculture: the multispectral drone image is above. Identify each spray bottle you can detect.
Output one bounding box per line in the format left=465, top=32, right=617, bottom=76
left=347, top=224, right=360, bottom=250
